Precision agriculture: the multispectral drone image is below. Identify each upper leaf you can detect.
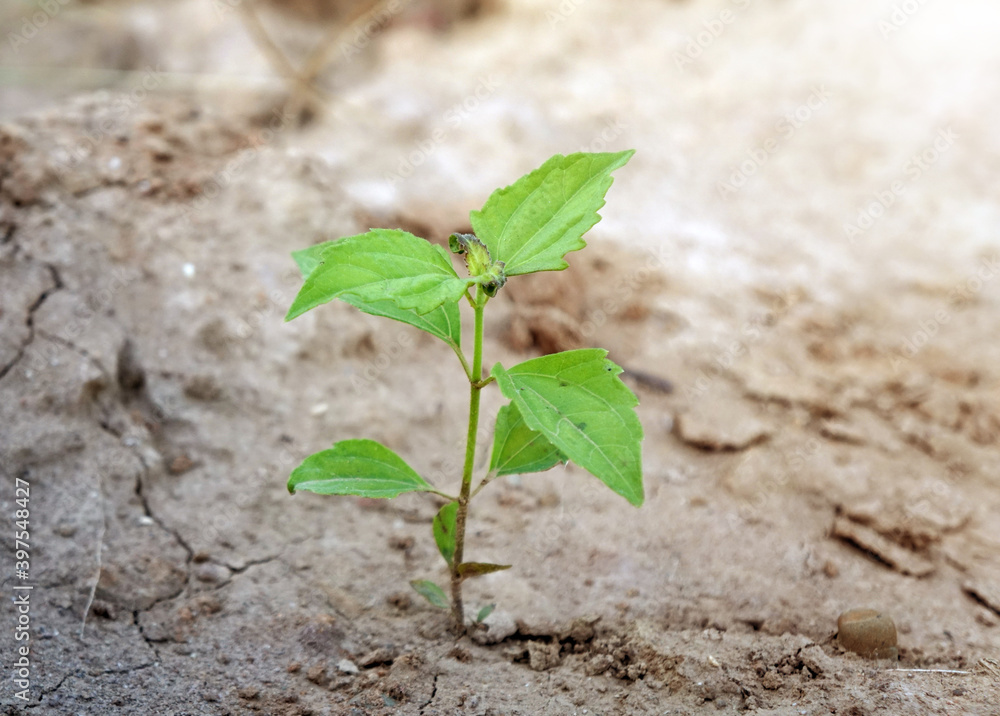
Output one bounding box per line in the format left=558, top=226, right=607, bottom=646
left=285, top=229, right=473, bottom=321
left=288, top=439, right=437, bottom=498
left=491, top=349, right=644, bottom=506
left=489, top=402, right=566, bottom=476
left=290, top=241, right=332, bottom=277
left=469, top=151, right=634, bottom=277
left=292, top=241, right=462, bottom=349
left=433, top=501, right=458, bottom=567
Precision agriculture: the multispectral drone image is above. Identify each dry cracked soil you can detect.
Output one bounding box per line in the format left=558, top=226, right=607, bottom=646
left=1, top=1, right=1000, bottom=714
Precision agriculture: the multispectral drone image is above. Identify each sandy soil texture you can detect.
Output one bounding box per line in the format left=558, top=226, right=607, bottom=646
left=2, top=1, right=1000, bottom=714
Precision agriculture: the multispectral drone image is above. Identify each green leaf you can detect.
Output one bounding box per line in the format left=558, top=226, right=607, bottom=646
left=457, top=562, right=512, bottom=579
left=433, top=501, right=458, bottom=567
left=469, top=151, right=634, bottom=277
left=410, top=579, right=449, bottom=609
left=290, top=241, right=332, bottom=277
left=489, top=402, right=566, bottom=476
left=288, top=439, right=437, bottom=498
left=491, top=349, right=644, bottom=506
left=286, top=229, right=473, bottom=321
left=475, top=604, right=496, bottom=623
left=292, top=241, right=462, bottom=349
left=347, top=295, right=462, bottom=350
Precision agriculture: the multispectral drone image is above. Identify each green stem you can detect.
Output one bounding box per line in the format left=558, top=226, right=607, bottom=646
left=470, top=470, right=497, bottom=499
left=452, top=345, right=473, bottom=382
left=451, top=285, right=486, bottom=633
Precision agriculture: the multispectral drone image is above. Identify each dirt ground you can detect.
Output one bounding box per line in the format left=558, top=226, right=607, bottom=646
left=2, top=0, right=1000, bottom=714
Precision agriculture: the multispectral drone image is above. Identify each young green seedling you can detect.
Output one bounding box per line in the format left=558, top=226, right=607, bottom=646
left=285, top=150, right=644, bottom=634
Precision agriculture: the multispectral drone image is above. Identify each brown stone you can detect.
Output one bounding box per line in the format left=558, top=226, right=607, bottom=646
left=527, top=641, right=561, bottom=671
left=836, top=608, right=898, bottom=660
left=761, top=670, right=783, bottom=690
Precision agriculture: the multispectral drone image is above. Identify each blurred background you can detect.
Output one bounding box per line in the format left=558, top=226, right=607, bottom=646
left=4, top=0, right=998, bottom=293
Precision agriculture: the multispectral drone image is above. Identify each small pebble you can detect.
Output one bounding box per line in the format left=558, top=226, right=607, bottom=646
left=836, top=608, right=898, bottom=659
left=337, top=659, right=359, bottom=675
left=168, top=455, right=195, bottom=474
left=306, top=665, right=328, bottom=686
left=237, top=686, right=260, bottom=700
left=193, top=562, right=230, bottom=584
left=761, top=671, right=783, bottom=690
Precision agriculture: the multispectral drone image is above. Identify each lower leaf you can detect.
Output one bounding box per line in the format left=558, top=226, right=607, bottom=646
left=433, top=501, right=458, bottom=567
left=490, top=402, right=566, bottom=476
left=410, top=580, right=449, bottom=609
left=491, top=349, right=644, bottom=506
left=457, top=562, right=512, bottom=579
left=288, top=439, right=436, bottom=498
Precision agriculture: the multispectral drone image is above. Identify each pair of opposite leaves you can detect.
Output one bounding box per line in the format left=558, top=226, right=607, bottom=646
left=284, top=150, right=644, bottom=507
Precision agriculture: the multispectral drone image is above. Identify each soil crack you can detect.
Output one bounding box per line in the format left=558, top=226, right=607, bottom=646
left=134, top=462, right=196, bottom=563
left=224, top=554, right=280, bottom=575
left=93, top=416, right=196, bottom=568
left=38, top=635, right=158, bottom=706
left=191, top=555, right=281, bottom=593
left=36, top=328, right=113, bottom=383
left=98, top=661, right=157, bottom=676
left=91, top=417, right=195, bottom=626
left=0, top=257, right=62, bottom=382
left=134, top=609, right=165, bottom=659
left=38, top=670, right=75, bottom=701
left=418, top=673, right=439, bottom=714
